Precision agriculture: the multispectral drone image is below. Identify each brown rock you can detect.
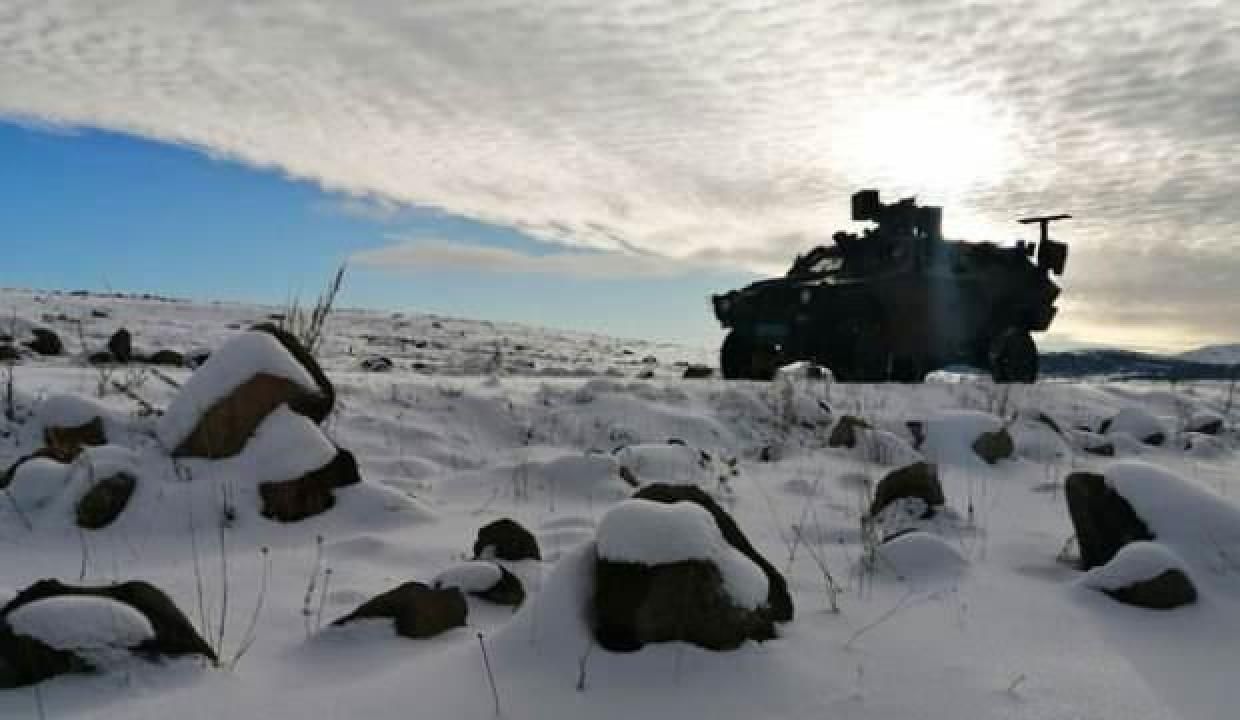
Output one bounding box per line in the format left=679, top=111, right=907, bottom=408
left=828, top=415, right=870, bottom=449
left=145, top=349, right=185, bottom=367
left=1083, top=441, right=1115, bottom=457
left=107, top=328, right=132, bottom=363
left=682, top=364, right=714, bottom=379
left=633, top=483, right=793, bottom=623
left=23, top=328, right=61, bottom=356
left=2, top=579, right=216, bottom=664
left=76, top=472, right=137, bottom=529
left=870, top=462, right=944, bottom=519
left=176, top=373, right=317, bottom=458
left=594, top=557, right=774, bottom=652
left=1101, top=568, right=1197, bottom=610
left=473, top=518, right=541, bottom=562
left=1065, top=472, right=1154, bottom=570
left=44, top=417, right=106, bottom=461
left=333, top=582, right=467, bottom=639
left=971, top=427, right=1014, bottom=464
left=259, top=449, right=360, bottom=522
left=249, top=323, right=334, bottom=423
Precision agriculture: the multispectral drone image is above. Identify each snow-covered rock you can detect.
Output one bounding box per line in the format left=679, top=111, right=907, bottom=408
left=876, top=530, right=967, bottom=584
left=1101, top=407, right=1169, bottom=446
left=157, top=329, right=329, bottom=457
left=1081, top=541, right=1197, bottom=609
left=919, top=410, right=1006, bottom=466
left=596, top=499, right=768, bottom=609
left=7, top=595, right=154, bottom=653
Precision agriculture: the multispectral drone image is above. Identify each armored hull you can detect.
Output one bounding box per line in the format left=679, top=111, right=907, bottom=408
left=712, top=190, right=1068, bottom=382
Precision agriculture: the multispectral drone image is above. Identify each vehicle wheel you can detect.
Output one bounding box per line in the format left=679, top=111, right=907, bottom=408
left=721, top=331, right=779, bottom=381
left=891, top=356, right=927, bottom=383
left=989, top=328, right=1038, bottom=383
left=848, top=322, right=890, bottom=382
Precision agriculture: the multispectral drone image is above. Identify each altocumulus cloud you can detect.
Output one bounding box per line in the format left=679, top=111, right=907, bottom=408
left=1, top=1, right=1238, bottom=347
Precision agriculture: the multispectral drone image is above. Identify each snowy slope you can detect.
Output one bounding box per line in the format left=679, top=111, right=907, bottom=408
left=1178, top=343, right=1240, bottom=367
left=1, top=288, right=1239, bottom=720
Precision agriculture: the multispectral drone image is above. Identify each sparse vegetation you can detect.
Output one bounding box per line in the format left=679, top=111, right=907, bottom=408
left=279, top=263, right=347, bottom=357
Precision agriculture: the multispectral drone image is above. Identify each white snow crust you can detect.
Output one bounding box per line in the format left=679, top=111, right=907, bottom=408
left=1082, top=541, right=1189, bottom=592
left=596, top=499, right=768, bottom=609
left=2, top=288, right=1240, bottom=720
left=156, top=330, right=319, bottom=450
left=235, top=404, right=337, bottom=483
left=39, top=393, right=109, bottom=429
left=919, top=410, right=1004, bottom=465
left=1104, top=407, right=1169, bottom=442
left=432, top=561, right=503, bottom=593
left=7, top=595, right=154, bottom=651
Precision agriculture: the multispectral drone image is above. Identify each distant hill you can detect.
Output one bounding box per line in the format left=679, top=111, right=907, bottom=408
left=1040, top=345, right=1240, bottom=380
left=1177, top=344, right=1240, bottom=367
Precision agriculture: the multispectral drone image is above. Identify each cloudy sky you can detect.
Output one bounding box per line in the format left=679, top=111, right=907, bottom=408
left=2, top=1, right=1238, bottom=351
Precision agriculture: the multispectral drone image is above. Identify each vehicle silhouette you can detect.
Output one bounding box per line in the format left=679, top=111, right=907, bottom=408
left=711, top=189, right=1069, bottom=382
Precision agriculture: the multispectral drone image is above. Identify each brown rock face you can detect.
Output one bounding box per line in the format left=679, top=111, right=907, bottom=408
left=259, top=449, right=361, bottom=523
left=249, top=324, right=335, bottom=424
left=108, top=328, right=132, bottom=363
left=829, top=415, right=871, bottom=449
left=594, top=557, right=775, bottom=653
left=870, top=462, right=944, bottom=519
left=1101, top=568, right=1197, bottom=610
left=1065, top=472, right=1154, bottom=570
left=333, top=582, right=468, bottom=639
left=1, top=579, right=217, bottom=667
left=473, top=518, right=541, bottom=562
left=632, top=483, right=793, bottom=624
left=175, top=373, right=314, bottom=458
left=44, top=417, right=107, bottom=462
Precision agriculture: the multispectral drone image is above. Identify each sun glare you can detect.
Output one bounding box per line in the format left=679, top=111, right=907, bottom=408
left=845, top=94, right=1018, bottom=199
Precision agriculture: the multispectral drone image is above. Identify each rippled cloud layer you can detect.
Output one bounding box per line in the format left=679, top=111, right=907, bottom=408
left=2, top=1, right=1237, bottom=347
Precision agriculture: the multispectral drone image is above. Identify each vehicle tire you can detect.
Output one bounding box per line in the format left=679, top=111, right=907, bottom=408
left=848, top=322, right=890, bottom=382
left=891, top=356, right=928, bottom=383
left=989, top=328, right=1038, bottom=383
left=721, top=331, right=778, bottom=381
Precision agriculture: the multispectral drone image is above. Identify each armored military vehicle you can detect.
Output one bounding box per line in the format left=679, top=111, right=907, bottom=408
left=711, top=189, right=1069, bottom=382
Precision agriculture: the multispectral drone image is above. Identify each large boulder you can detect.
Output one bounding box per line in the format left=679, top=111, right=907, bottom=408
left=0, top=578, right=216, bottom=687
left=75, top=472, right=137, bottom=529
left=632, top=483, right=793, bottom=623
left=107, top=328, right=132, bottom=364
left=333, top=582, right=467, bottom=639
left=157, top=329, right=334, bottom=458
left=870, top=462, right=944, bottom=519
left=259, top=448, right=360, bottom=523
left=1065, top=472, right=1154, bottom=570
left=473, top=518, right=541, bottom=562
left=593, top=497, right=779, bottom=652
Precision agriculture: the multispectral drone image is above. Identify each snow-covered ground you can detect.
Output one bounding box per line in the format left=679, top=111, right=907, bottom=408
left=2, top=288, right=1239, bottom=720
